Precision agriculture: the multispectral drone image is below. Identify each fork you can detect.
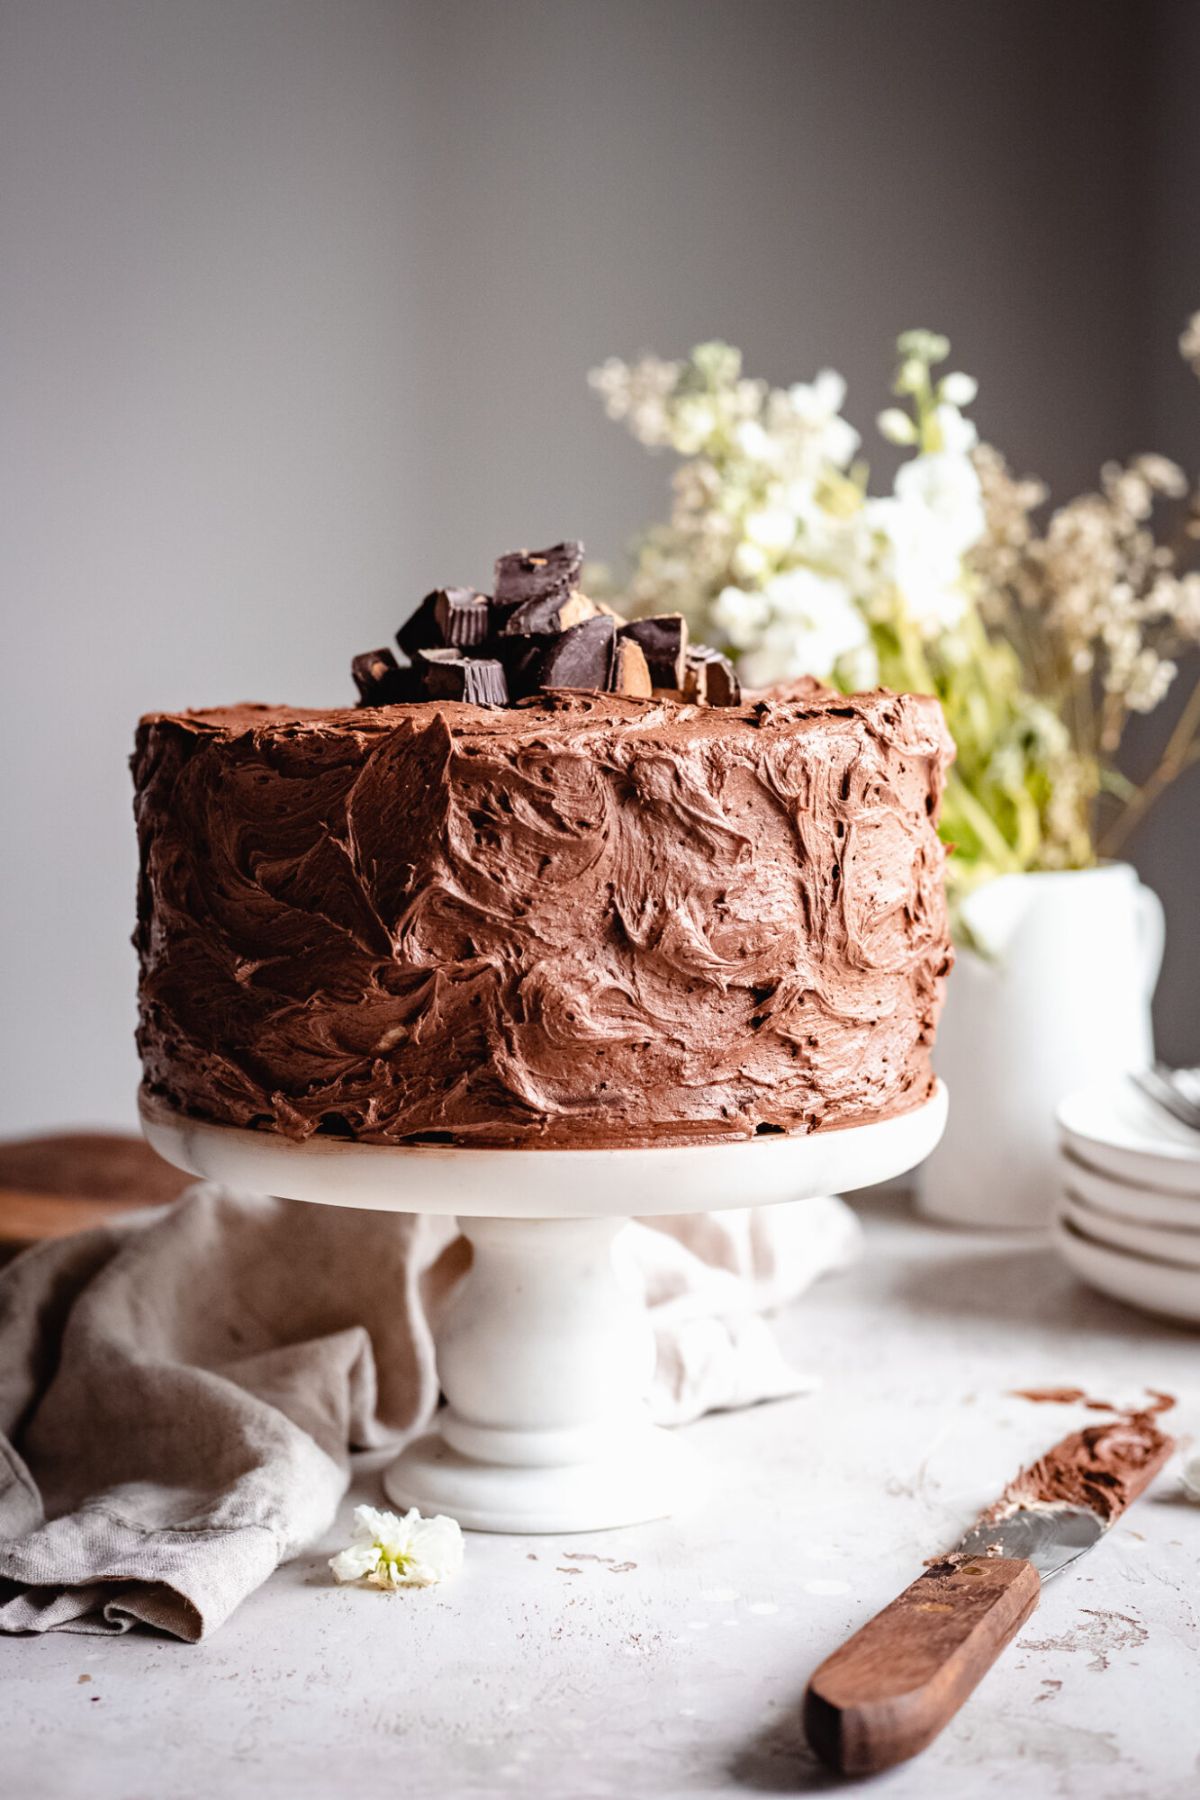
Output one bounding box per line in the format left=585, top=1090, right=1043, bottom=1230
left=1131, top=1064, right=1200, bottom=1135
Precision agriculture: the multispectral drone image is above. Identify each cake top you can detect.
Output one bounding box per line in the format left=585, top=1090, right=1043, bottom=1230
left=140, top=682, right=953, bottom=765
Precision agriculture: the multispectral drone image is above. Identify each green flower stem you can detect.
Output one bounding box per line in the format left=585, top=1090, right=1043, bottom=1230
left=944, top=770, right=1023, bottom=872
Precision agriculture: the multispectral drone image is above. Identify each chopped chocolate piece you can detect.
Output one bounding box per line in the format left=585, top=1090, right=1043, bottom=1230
left=351, top=647, right=415, bottom=706
left=612, top=637, right=653, bottom=698
left=561, top=591, right=600, bottom=629
left=416, top=647, right=509, bottom=706
left=619, top=615, right=688, bottom=688
left=502, top=587, right=598, bottom=639
left=434, top=587, right=491, bottom=648
left=703, top=652, right=740, bottom=707
left=496, top=637, right=546, bottom=701
left=538, top=615, right=616, bottom=691
left=493, top=542, right=583, bottom=615
left=684, top=646, right=741, bottom=707
left=396, top=590, right=445, bottom=659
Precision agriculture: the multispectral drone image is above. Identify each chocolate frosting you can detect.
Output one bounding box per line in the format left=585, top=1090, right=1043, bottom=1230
left=982, top=1408, right=1176, bottom=1525
left=133, top=684, right=953, bottom=1148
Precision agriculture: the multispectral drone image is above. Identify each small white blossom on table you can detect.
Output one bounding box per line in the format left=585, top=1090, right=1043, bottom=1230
left=329, top=1504, right=464, bottom=1591
left=1183, top=1452, right=1200, bottom=1504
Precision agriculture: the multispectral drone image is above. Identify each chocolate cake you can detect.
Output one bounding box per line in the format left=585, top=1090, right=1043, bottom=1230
left=133, top=543, right=954, bottom=1149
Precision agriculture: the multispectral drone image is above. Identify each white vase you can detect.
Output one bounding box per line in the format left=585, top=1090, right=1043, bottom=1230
left=916, top=862, right=1165, bottom=1228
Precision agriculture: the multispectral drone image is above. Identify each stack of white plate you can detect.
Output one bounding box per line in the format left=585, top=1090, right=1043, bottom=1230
left=1055, top=1076, right=1200, bottom=1325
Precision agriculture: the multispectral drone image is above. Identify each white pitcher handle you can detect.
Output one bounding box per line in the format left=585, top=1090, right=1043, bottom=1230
left=1134, top=882, right=1166, bottom=1000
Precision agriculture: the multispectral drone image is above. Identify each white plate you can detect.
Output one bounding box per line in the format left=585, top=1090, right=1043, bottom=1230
left=1060, top=1149, right=1200, bottom=1228
left=1057, top=1078, right=1200, bottom=1196
left=1058, top=1188, right=1200, bottom=1268
left=1052, top=1215, right=1200, bottom=1326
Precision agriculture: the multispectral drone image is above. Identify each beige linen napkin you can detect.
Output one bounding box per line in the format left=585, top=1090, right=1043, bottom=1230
left=0, top=1184, right=860, bottom=1641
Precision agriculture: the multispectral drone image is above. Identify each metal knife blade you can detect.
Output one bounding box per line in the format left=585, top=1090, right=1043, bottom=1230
left=944, top=1407, right=1175, bottom=1582
left=951, top=1502, right=1105, bottom=1580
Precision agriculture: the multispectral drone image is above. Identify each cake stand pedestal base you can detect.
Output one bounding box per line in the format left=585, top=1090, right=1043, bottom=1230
left=386, top=1426, right=692, bottom=1534
left=141, top=1083, right=946, bottom=1533
left=386, top=1214, right=696, bottom=1532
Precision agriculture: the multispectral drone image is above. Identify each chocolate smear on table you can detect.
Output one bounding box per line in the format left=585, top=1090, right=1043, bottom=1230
left=353, top=538, right=744, bottom=710
left=1011, top=1386, right=1176, bottom=1415
left=1010, top=1386, right=1096, bottom=1407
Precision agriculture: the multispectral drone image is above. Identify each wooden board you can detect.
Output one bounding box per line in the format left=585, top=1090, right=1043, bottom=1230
left=0, top=1131, right=191, bottom=1252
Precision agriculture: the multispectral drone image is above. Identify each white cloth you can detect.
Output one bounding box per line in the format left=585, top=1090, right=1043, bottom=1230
left=0, top=1185, right=860, bottom=1640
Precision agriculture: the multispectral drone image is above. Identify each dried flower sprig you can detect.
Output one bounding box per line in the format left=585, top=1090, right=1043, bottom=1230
left=969, top=339, right=1200, bottom=861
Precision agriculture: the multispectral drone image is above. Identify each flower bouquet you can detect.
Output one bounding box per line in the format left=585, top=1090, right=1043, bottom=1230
left=590, top=328, right=1200, bottom=1222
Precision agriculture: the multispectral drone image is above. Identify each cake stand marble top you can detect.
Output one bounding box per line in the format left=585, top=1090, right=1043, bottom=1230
left=139, top=1081, right=947, bottom=1218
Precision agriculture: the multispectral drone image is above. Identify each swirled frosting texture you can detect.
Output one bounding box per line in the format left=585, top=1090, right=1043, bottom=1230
left=133, top=686, right=953, bottom=1148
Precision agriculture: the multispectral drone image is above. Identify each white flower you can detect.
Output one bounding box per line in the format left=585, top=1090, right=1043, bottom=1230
left=1184, top=1449, right=1200, bottom=1502
left=786, top=370, right=861, bottom=469
left=878, top=408, right=917, bottom=446
left=894, top=451, right=985, bottom=555
left=940, top=371, right=978, bottom=407
left=868, top=451, right=984, bottom=634
left=893, top=357, right=926, bottom=396
left=897, top=329, right=950, bottom=365
left=1180, top=311, right=1200, bottom=377
left=869, top=498, right=968, bottom=632
left=731, top=540, right=769, bottom=581
left=933, top=403, right=978, bottom=456
left=738, top=569, right=873, bottom=686
left=789, top=368, right=846, bottom=418
left=673, top=397, right=719, bottom=454
left=839, top=639, right=881, bottom=691
left=712, top=584, right=771, bottom=648
left=744, top=505, right=797, bottom=553
left=329, top=1504, right=464, bottom=1591
left=734, top=420, right=777, bottom=463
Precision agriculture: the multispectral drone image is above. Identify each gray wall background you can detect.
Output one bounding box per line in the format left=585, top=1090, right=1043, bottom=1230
left=2, top=0, right=1197, bottom=1137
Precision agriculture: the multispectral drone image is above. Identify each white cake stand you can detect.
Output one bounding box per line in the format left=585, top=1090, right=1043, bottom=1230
left=141, top=1083, right=946, bottom=1534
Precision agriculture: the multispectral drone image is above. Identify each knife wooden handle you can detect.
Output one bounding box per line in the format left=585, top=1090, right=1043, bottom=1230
left=803, top=1556, right=1040, bottom=1775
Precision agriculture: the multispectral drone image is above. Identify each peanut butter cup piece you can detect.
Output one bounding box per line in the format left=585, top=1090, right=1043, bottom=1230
left=684, top=646, right=741, bottom=706
left=538, top=614, right=617, bottom=691
left=434, top=587, right=491, bottom=648
left=493, top=541, right=583, bottom=616
left=619, top=615, right=688, bottom=688
left=612, top=637, right=653, bottom=698
left=501, top=587, right=599, bottom=638
left=351, top=647, right=416, bottom=705
left=395, top=590, right=444, bottom=659
left=416, top=647, right=509, bottom=706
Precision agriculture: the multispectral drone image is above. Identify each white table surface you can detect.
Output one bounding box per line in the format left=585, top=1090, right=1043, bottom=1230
left=3, top=1193, right=1197, bottom=1800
